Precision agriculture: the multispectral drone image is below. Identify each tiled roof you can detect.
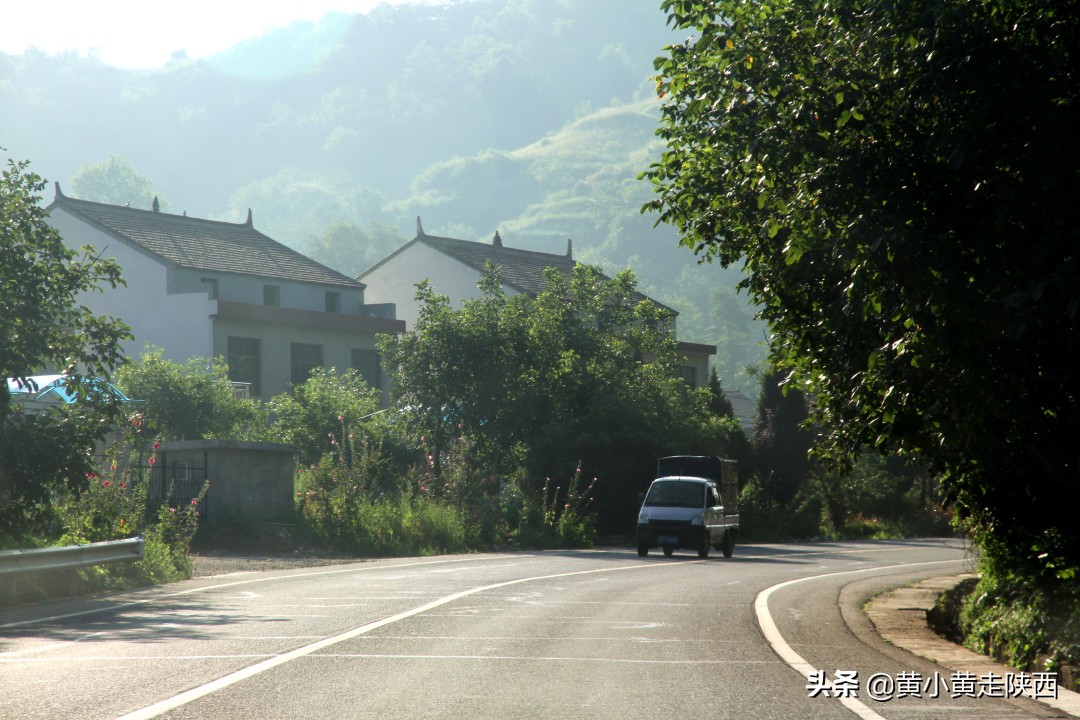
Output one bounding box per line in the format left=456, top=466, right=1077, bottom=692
left=414, top=227, right=675, bottom=314
left=49, top=186, right=362, bottom=288
left=724, top=388, right=757, bottom=434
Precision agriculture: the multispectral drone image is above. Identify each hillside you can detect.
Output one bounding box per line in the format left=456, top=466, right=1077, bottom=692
left=0, top=0, right=766, bottom=388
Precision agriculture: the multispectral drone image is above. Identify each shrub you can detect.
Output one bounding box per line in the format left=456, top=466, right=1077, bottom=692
left=959, top=553, right=1080, bottom=687
left=511, top=466, right=598, bottom=549
left=115, top=349, right=264, bottom=441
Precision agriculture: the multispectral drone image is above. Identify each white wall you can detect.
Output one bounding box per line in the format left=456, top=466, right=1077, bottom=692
left=49, top=208, right=215, bottom=363
left=362, top=241, right=519, bottom=328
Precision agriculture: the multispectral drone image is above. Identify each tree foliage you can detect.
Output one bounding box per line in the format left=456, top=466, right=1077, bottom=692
left=305, top=221, right=407, bottom=278
left=379, top=263, right=744, bottom=534
left=1, top=157, right=131, bottom=534
left=1, top=159, right=130, bottom=416
left=70, top=155, right=165, bottom=210
left=114, top=349, right=263, bottom=442
left=754, top=370, right=812, bottom=512
left=643, top=0, right=1080, bottom=578
left=267, top=366, right=381, bottom=466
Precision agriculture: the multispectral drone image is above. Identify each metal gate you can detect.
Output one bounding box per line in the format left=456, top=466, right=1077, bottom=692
left=149, top=450, right=209, bottom=524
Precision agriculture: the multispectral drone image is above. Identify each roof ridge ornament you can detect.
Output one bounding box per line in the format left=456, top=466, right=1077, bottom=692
left=245, top=208, right=253, bottom=227
left=54, top=181, right=65, bottom=199
left=493, top=230, right=503, bottom=247
left=416, top=216, right=425, bottom=236
left=566, top=238, right=573, bottom=258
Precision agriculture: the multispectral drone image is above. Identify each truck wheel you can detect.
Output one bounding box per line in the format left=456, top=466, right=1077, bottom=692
left=722, top=531, right=735, bottom=558
left=663, top=545, right=674, bottom=557
left=697, top=541, right=709, bottom=559
left=637, top=544, right=649, bottom=557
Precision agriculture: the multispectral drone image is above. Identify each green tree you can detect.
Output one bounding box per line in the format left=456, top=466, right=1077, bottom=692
left=643, top=0, right=1080, bottom=580
left=1, top=158, right=131, bottom=534
left=267, top=367, right=381, bottom=466
left=380, top=263, right=743, bottom=534
left=754, top=370, right=813, bottom=512
left=115, top=349, right=263, bottom=441
left=306, top=221, right=407, bottom=278
left=70, top=155, right=165, bottom=210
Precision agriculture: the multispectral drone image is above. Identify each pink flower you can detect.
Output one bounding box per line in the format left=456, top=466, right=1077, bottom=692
left=102, top=480, right=110, bottom=488
left=191, top=498, right=199, bottom=505
left=169, top=507, right=175, bottom=513
left=152, top=441, right=160, bottom=450
left=148, top=457, right=156, bottom=465
left=338, top=415, right=345, bottom=421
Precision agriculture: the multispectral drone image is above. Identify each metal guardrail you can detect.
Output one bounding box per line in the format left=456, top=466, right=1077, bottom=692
left=0, top=537, right=145, bottom=599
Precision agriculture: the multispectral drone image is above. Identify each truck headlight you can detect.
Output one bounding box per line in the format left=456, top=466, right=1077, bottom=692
left=691, top=512, right=705, bottom=525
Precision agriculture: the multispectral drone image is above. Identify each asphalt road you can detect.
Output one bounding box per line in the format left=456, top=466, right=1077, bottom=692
left=0, top=539, right=1064, bottom=719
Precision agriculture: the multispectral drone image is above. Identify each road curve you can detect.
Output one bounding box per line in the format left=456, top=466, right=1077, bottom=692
left=1, top=539, right=1060, bottom=719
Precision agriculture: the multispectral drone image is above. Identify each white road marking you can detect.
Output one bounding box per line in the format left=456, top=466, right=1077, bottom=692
left=0, top=652, right=775, bottom=666
left=754, top=558, right=963, bottom=720
left=0, top=631, right=107, bottom=658
left=0, top=555, right=515, bottom=630
left=113, top=560, right=695, bottom=720
left=2, top=655, right=278, bottom=663
left=310, top=653, right=780, bottom=665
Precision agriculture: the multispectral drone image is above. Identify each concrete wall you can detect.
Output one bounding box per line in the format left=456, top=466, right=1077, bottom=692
left=158, top=440, right=296, bottom=527
left=210, top=303, right=401, bottom=399
left=679, top=349, right=713, bottom=390
left=169, top=267, right=366, bottom=315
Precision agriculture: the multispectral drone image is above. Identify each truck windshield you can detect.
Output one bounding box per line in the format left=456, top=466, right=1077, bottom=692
left=644, top=481, right=705, bottom=508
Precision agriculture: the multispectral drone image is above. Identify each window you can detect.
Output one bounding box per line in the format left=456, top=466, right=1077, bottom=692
left=227, top=336, right=261, bottom=396
left=291, top=342, right=323, bottom=385
left=263, top=285, right=280, bottom=306
left=677, top=366, right=698, bottom=387
left=201, top=277, right=219, bottom=300
left=351, top=348, right=381, bottom=389
left=325, top=291, right=341, bottom=313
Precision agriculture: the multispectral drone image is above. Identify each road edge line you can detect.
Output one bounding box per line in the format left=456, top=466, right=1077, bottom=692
left=754, top=559, right=961, bottom=720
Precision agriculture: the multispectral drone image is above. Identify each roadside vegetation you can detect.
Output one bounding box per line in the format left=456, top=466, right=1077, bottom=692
left=644, top=0, right=1078, bottom=684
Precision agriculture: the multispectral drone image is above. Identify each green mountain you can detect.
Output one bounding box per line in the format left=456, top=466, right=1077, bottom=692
left=0, top=0, right=766, bottom=387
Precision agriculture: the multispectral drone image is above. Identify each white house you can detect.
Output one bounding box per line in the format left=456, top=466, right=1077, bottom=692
left=360, top=218, right=715, bottom=387
left=46, top=186, right=404, bottom=399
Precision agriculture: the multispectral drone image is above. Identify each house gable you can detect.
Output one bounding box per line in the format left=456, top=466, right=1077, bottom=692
left=361, top=218, right=677, bottom=324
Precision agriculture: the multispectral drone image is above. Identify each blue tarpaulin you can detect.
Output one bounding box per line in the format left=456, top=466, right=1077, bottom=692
left=6, top=375, right=132, bottom=405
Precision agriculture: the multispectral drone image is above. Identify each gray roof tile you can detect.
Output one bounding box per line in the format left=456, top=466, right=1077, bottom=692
left=418, top=231, right=675, bottom=313
left=50, top=188, right=362, bottom=288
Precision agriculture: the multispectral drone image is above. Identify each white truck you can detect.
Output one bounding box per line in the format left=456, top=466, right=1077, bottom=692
left=636, top=455, right=739, bottom=558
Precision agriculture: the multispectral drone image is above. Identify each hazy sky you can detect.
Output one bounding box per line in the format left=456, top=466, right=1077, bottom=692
left=0, top=0, right=443, bottom=69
